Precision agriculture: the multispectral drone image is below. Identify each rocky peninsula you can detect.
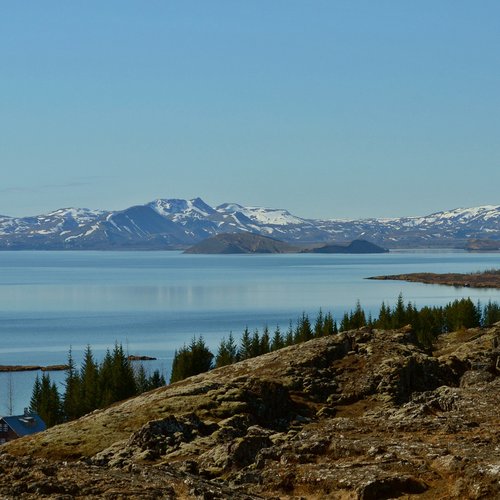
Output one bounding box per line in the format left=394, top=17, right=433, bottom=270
left=368, top=270, right=500, bottom=289
left=0, top=364, right=69, bottom=373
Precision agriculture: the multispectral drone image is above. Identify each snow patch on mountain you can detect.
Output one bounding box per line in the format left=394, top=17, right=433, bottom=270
left=217, top=203, right=307, bottom=226
left=149, top=198, right=215, bottom=221
left=0, top=198, right=499, bottom=249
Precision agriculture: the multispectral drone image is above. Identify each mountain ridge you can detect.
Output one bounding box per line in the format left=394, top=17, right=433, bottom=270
left=0, top=198, right=499, bottom=250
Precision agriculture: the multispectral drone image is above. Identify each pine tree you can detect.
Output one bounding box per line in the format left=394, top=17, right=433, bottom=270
left=322, top=312, right=335, bottom=336
left=377, top=301, right=391, bottom=329
left=314, top=309, right=324, bottom=337
left=170, top=336, right=213, bottom=383
left=340, top=312, right=350, bottom=331
left=238, top=327, right=252, bottom=360
left=30, top=375, right=42, bottom=414
left=80, top=345, right=99, bottom=416
left=63, top=347, right=81, bottom=420
left=169, top=347, right=187, bottom=384
left=271, top=325, right=284, bottom=351
left=135, top=363, right=150, bottom=393
left=215, top=333, right=238, bottom=367
left=260, top=325, right=270, bottom=354
left=250, top=329, right=261, bottom=358
left=350, top=300, right=366, bottom=329
left=38, top=373, right=62, bottom=427
left=99, top=349, right=115, bottom=407
left=285, top=320, right=294, bottom=346
left=295, top=313, right=313, bottom=343
left=392, top=293, right=406, bottom=328
left=148, top=369, right=166, bottom=389
left=110, top=342, right=137, bottom=402
left=226, top=332, right=239, bottom=363
left=483, top=300, right=500, bottom=326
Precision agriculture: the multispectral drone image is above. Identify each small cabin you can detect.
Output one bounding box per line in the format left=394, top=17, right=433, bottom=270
left=0, top=409, right=46, bottom=444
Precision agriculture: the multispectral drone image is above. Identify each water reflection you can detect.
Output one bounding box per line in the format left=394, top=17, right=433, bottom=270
left=1, top=250, right=500, bottom=413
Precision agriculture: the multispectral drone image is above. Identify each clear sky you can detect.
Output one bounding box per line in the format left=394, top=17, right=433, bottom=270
left=1, top=1, right=499, bottom=219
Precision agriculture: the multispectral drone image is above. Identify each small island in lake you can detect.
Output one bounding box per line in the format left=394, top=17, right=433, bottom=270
left=306, top=239, right=389, bottom=254
left=184, top=233, right=299, bottom=254
left=0, top=364, right=69, bottom=373
left=185, top=234, right=388, bottom=255
left=367, top=269, right=500, bottom=289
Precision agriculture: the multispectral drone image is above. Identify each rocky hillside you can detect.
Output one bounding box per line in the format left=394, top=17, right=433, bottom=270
left=1, top=323, right=499, bottom=499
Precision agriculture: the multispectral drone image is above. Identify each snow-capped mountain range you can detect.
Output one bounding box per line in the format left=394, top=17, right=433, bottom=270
left=0, top=198, right=499, bottom=250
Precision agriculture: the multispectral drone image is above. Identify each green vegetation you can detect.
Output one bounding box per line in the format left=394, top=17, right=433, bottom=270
left=170, top=295, right=500, bottom=382
left=30, top=344, right=165, bottom=427
left=30, top=295, right=500, bottom=427
left=169, top=336, right=214, bottom=383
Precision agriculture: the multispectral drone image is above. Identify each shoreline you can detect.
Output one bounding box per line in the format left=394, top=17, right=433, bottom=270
left=367, top=271, right=500, bottom=289
left=0, top=364, right=69, bottom=373
left=0, top=355, right=157, bottom=373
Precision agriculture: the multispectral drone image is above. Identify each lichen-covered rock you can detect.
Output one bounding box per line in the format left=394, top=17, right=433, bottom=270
left=2, top=323, right=499, bottom=498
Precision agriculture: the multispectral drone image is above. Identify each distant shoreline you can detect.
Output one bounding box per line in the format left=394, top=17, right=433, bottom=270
left=0, top=355, right=157, bottom=373
left=367, top=271, right=500, bottom=289
left=0, top=364, right=69, bottom=373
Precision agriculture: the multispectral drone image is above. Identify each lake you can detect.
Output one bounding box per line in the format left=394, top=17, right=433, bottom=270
left=1, top=250, right=499, bottom=414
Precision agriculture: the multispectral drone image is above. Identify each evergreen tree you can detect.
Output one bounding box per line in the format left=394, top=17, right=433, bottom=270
left=350, top=300, right=366, bottom=329
left=109, top=342, right=137, bottom=401
left=170, top=336, right=213, bottom=383
left=148, top=369, right=166, bottom=389
left=285, top=320, right=294, bottom=346
left=314, top=309, right=324, bottom=337
left=260, top=325, right=270, bottom=354
left=226, top=332, right=239, bottom=363
left=483, top=300, right=500, bottom=326
left=339, top=311, right=350, bottom=331
left=99, top=349, right=115, bottom=407
left=238, top=327, right=252, bottom=360
left=271, top=325, right=284, bottom=351
left=63, top=347, right=81, bottom=421
left=444, top=298, right=481, bottom=332
left=135, top=363, right=150, bottom=393
left=392, top=293, right=407, bottom=328
left=29, top=375, right=42, bottom=414
left=323, top=312, right=336, bottom=336
left=377, top=301, right=391, bottom=329
left=37, top=373, right=62, bottom=427
left=215, top=333, right=238, bottom=367
left=250, top=329, right=261, bottom=358
left=295, top=313, right=313, bottom=342
left=79, top=345, right=99, bottom=416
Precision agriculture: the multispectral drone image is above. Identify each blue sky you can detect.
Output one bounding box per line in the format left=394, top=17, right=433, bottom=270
left=1, top=1, right=499, bottom=219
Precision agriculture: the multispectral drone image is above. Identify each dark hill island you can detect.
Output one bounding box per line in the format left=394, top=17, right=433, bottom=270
left=306, top=239, right=389, bottom=254
left=184, top=232, right=299, bottom=254
left=185, top=234, right=389, bottom=255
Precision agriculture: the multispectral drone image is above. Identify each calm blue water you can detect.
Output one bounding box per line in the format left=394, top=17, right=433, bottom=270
left=1, top=250, right=499, bottom=414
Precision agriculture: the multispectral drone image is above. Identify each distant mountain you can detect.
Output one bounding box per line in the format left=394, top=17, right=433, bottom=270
left=184, top=233, right=299, bottom=254
left=0, top=199, right=499, bottom=250
left=307, top=239, right=389, bottom=254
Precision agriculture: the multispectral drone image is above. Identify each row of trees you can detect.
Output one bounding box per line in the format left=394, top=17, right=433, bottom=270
left=171, top=296, right=500, bottom=383
left=169, top=310, right=338, bottom=383
left=30, top=344, right=165, bottom=427
left=32, top=296, right=500, bottom=425
left=340, top=295, right=500, bottom=345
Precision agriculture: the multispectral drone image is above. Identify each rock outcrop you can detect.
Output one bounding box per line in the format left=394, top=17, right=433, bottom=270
left=1, top=323, right=499, bottom=498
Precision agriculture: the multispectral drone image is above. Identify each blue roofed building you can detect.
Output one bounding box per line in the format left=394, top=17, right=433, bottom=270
left=0, top=409, right=46, bottom=444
